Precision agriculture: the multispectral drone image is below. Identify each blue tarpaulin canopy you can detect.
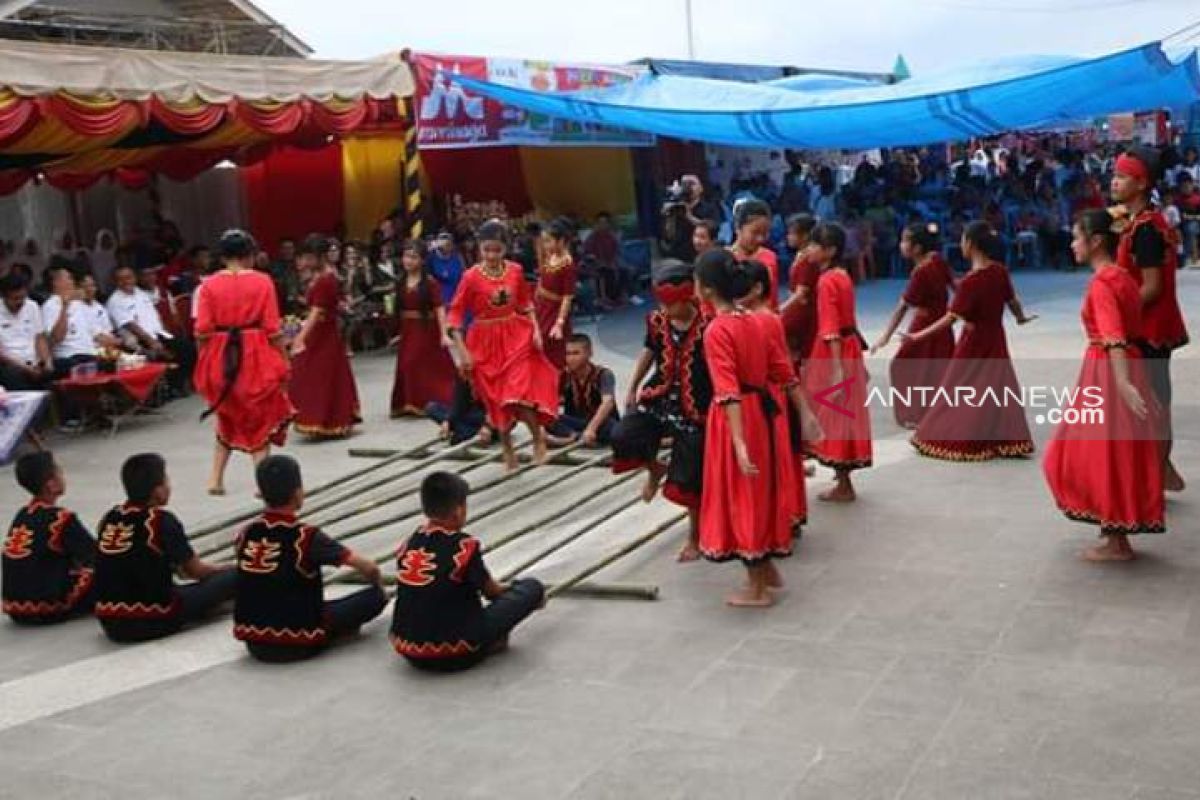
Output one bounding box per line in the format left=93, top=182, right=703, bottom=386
left=453, top=42, right=1200, bottom=149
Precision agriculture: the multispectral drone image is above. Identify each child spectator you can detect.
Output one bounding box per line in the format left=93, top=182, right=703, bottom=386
left=233, top=455, right=387, bottom=662
left=390, top=471, right=544, bottom=672
left=546, top=334, right=619, bottom=447
left=2, top=452, right=96, bottom=624
left=93, top=453, right=236, bottom=642
left=426, top=375, right=493, bottom=446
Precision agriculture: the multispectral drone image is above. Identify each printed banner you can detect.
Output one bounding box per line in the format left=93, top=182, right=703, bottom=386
left=413, top=53, right=654, bottom=150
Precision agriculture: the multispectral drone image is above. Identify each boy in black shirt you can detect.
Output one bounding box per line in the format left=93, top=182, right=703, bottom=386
left=2, top=452, right=96, bottom=624
left=546, top=334, right=620, bottom=448
left=391, top=471, right=544, bottom=672
left=234, top=455, right=388, bottom=663
left=94, top=453, right=236, bottom=643
left=424, top=375, right=493, bottom=446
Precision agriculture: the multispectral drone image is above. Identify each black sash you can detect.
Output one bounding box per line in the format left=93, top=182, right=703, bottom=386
left=200, top=324, right=260, bottom=421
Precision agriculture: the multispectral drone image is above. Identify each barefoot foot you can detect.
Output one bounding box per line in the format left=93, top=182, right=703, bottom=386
left=641, top=462, right=667, bottom=503
left=1082, top=543, right=1135, bottom=562
left=1165, top=461, right=1185, bottom=492
left=818, top=484, right=856, bottom=503
left=676, top=542, right=701, bottom=563
left=726, top=586, right=774, bottom=607
left=764, top=561, right=783, bottom=588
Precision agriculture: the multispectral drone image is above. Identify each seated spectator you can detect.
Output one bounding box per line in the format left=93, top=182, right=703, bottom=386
left=1177, top=173, right=1200, bottom=266
left=42, top=264, right=116, bottom=426
left=428, top=232, right=466, bottom=305
left=0, top=272, right=51, bottom=390
left=268, top=238, right=302, bottom=316
left=106, top=264, right=194, bottom=395
left=78, top=274, right=117, bottom=346
left=583, top=212, right=628, bottom=307
left=426, top=375, right=493, bottom=446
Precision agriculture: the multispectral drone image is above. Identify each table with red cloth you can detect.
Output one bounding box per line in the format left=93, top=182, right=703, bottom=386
left=54, top=363, right=171, bottom=436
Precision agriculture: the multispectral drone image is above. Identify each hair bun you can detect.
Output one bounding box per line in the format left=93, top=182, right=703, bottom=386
left=926, top=222, right=939, bottom=235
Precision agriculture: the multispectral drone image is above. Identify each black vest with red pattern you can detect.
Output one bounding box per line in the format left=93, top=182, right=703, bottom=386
left=560, top=364, right=619, bottom=423
left=1116, top=209, right=1188, bottom=350
left=638, top=307, right=712, bottom=424
left=233, top=514, right=327, bottom=646
left=93, top=505, right=180, bottom=620
left=2, top=502, right=81, bottom=617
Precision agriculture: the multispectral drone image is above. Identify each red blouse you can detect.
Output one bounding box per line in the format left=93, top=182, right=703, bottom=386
left=399, top=276, right=444, bottom=314
left=537, top=254, right=578, bottom=301
left=1083, top=265, right=1142, bottom=347
left=448, top=261, right=532, bottom=329
left=902, top=254, right=953, bottom=315
left=706, top=311, right=796, bottom=405
left=194, top=270, right=281, bottom=337
left=950, top=263, right=1014, bottom=326
left=816, top=267, right=858, bottom=340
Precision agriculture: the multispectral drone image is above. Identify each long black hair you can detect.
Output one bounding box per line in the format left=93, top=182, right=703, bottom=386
left=743, top=259, right=771, bottom=302
left=695, top=249, right=753, bottom=303
left=903, top=220, right=941, bottom=256
left=399, top=239, right=436, bottom=320
left=810, top=222, right=847, bottom=265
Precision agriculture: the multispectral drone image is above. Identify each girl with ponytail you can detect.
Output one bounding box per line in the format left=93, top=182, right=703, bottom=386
left=693, top=250, right=819, bottom=607
left=1043, top=208, right=1165, bottom=561
left=803, top=223, right=873, bottom=502
left=389, top=239, right=456, bottom=417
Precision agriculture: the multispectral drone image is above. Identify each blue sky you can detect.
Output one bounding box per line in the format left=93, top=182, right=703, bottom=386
left=257, top=0, right=1198, bottom=73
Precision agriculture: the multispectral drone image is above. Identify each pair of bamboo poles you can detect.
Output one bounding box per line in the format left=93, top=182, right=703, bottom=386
left=185, top=433, right=684, bottom=601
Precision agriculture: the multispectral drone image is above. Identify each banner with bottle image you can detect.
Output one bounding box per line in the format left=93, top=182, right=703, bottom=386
left=412, top=53, right=654, bottom=150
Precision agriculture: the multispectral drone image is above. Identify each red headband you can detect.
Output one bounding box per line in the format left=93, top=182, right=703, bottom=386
left=1115, top=153, right=1150, bottom=184
left=654, top=281, right=695, bottom=305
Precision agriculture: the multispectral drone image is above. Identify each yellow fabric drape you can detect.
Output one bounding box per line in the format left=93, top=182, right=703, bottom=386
left=341, top=133, right=405, bottom=240
left=518, top=147, right=635, bottom=219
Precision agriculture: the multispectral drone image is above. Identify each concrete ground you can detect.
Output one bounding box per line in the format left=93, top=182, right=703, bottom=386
left=0, top=269, right=1198, bottom=800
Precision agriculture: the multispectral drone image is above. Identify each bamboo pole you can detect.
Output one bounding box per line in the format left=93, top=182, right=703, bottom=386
left=344, top=573, right=657, bottom=601
left=545, top=513, right=686, bottom=600
left=317, top=441, right=599, bottom=566
left=308, top=439, right=533, bottom=529
left=185, top=433, right=442, bottom=541
left=496, top=492, right=644, bottom=582
left=483, top=471, right=639, bottom=555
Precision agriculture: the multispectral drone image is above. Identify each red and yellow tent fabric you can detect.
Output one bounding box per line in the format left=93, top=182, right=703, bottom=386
left=0, top=39, right=414, bottom=195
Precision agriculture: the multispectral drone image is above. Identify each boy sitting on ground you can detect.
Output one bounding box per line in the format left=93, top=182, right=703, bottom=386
left=233, top=455, right=388, bottom=663
left=93, top=453, right=236, bottom=642
left=390, top=471, right=544, bottom=672
left=546, top=333, right=620, bottom=448
left=2, top=451, right=96, bottom=624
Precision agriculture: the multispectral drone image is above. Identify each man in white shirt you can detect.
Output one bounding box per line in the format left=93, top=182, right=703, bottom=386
left=106, top=264, right=193, bottom=395
left=0, top=272, right=51, bottom=390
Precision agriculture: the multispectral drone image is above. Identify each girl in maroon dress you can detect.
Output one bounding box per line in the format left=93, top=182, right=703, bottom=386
left=1043, top=209, right=1164, bottom=562
left=804, top=223, right=873, bottom=503
left=289, top=238, right=361, bottom=438
left=908, top=222, right=1036, bottom=461
left=534, top=219, right=577, bottom=370
left=389, top=240, right=456, bottom=417
left=779, top=214, right=820, bottom=369
left=448, top=221, right=558, bottom=471
left=695, top=250, right=818, bottom=607
left=871, top=222, right=957, bottom=428
left=194, top=231, right=294, bottom=496
left=729, top=200, right=780, bottom=310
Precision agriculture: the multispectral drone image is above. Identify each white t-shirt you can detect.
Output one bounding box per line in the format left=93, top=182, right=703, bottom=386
left=41, top=296, right=98, bottom=359
left=81, top=300, right=114, bottom=337
left=0, top=298, right=43, bottom=365
left=106, top=287, right=170, bottom=340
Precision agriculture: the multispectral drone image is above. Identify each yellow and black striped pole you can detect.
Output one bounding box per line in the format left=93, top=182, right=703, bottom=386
left=400, top=92, right=424, bottom=240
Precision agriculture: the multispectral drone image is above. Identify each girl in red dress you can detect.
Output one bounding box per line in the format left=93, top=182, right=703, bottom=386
left=908, top=222, right=1036, bottom=461
left=871, top=222, right=957, bottom=428
left=448, top=221, right=559, bottom=471
left=695, top=250, right=818, bottom=607
left=534, top=219, right=577, bottom=370
left=390, top=240, right=456, bottom=417
left=289, top=238, right=361, bottom=439
left=779, top=214, right=820, bottom=369
left=194, top=230, right=293, bottom=496
left=729, top=200, right=780, bottom=310
left=804, top=223, right=873, bottom=503
left=1043, top=209, right=1164, bottom=562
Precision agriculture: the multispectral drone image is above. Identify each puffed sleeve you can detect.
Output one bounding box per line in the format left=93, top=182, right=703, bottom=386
left=816, top=273, right=844, bottom=340
left=193, top=279, right=213, bottom=336
left=447, top=270, right=471, bottom=330
left=949, top=272, right=976, bottom=321
left=764, top=315, right=799, bottom=387
left=704, top=319, right=743, bottom=405
left=260, top=276, right=282, bottom=336
left=1091, top=275, right=1129, bottom=347
left=901, top=265, right=928, bottom=307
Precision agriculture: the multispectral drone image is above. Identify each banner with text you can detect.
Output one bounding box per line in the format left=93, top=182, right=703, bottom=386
left=413, top=53, right=654, bottom=150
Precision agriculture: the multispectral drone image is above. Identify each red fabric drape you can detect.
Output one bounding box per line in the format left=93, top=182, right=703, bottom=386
left=0, top=96, right=39, bottom=148
left=40, top=94, right=146, bottom=138
left=114, top=167, right=153, bottom=190
left=150, top=97, right=229, bottom=136
left=421, top=146, right=532, bottom=214
left=309, top=98, right=372, bottom=135
left=0, top=169, right=31, bottom=194
left=44, top=171, right=104, bottom=191
left=241, top=142, right=344, bottom=254
left=234, top=99, right=306, bottom=136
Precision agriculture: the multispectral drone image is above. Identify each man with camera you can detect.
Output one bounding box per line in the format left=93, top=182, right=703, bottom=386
left=660, top=175, right=720, bottom=262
